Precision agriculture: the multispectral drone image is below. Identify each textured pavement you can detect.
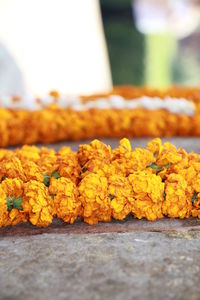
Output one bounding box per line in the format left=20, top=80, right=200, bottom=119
left=1, top=137, right=200, bottom=300
left=1, top=231, right=200, bottom=300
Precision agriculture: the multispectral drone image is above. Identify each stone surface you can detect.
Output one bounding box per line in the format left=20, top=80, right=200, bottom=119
left=1, top=217, right=200, bottom=237
left=1, top=231, right=200, bottom=300
left=1, top=137, right=200, bottom=300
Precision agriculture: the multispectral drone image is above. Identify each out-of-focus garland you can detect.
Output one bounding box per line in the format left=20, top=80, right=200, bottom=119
left=1, top=86, right=200, bottom=147
left=1, top=138, right=200, bottom=227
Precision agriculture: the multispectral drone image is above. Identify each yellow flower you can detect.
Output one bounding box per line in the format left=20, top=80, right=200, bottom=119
left=191, top=194, right=200, bottom=218
left=0, top=109, right=11, bottom=147
left=80, top=158, right=116, bottom=179
left=129, top=171, right=164, bottom=221
left=22, top=161, right=44, bottom=182
left=78, top=173, right=111, bottom=224
left=2, top=136, right=200, bottom=226
left=156, top=142, right=182, bottom=166
left=15, top=145, right=41, bottom=163
left=57, top=148, right=81, bottom=184
left=0, top=86, right=200, bottom=147
left=49, top=177, right=81, bottom=223
left=77, top=140, right=112, bottom=167
left=0, top=178, right=27, bottom=226
left=112, top=138, right=132, bottom=159
left=163, top=174, right=192, bottom=218
left=109, top=175, right=134, bottom=220
left=0, top=156, right=26, bottom=181
left=146, top=138, right=162, bottom=156
left=39, top=147, right=58, bottom=174
left=0, top=149, right=13, bottom=162
left=146, top=139, right=182, bottom=179
left=189, top=172, right=200, bottom=218
left=111, top=138, right=155, bottom=176
left=0, top=186, right=8, bottom=227
left=23, top=180, right=54, bottom=227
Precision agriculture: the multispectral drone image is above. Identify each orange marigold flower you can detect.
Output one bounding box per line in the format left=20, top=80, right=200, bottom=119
left=191, top=192, right=200, bottom=218
left=57, top=148, right=81, bottom=184
left=0, top=178, right=27, bottom=226
left=112, top=138, right=132, bottom=160
left=0, top=186, right=8, bottom=227
left=146, top=139, right=182, bottom=179
left=78, top=173, right=111, bottom=224
left=23, top=180, right=54, bottom=227
left=156, top=142, right=182, bottom=166
left=39, top=147, right=58, bottom=174
left=0, top=149, right=13, bottom=162
left=112, top=147, right=155, bottom=176
left=163, top=174, right=192, bottom=218
left=77, top=139, right=112, bottom=166
left=0, top=156, right=26, bottom=181
left=146, top=138, right=162, bottom=156
left=109, top=175, right=134, bottom=220
left=80, top=158, right=116, bottom=179
left=166, top=148, right=200, bottom=188
left=190, top=173, right=200, bottom=218
left=129, top=171, right=164, bottom=221
left=49, top=90, right=60, bottom=99
left=15, top=145, right=41, bottom=163
left=22, top=161, right=44, bottom=182
left=49, top=177, right=81, bottom=223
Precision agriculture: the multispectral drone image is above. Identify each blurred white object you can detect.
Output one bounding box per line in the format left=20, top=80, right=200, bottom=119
left=134, top=0, right=200, bottom=38
left=0, top=94, right=195, bottom=116
left=0, top=43, right=25, bottom=95
left=0, top=0, right=112, bottom=96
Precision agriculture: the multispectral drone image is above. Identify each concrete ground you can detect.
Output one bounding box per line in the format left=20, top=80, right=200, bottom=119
left=1, top=137, right=200, bottom=300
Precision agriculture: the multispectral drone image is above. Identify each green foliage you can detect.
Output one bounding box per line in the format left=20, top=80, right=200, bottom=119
left=6, top=196, right=23, bottom=211
left=101, top=0, right=144, bottom=85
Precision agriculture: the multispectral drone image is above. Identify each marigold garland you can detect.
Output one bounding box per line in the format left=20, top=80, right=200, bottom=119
left=0, top=138, right=200, bottom=227
left=1, top=86, right=200, bottom=147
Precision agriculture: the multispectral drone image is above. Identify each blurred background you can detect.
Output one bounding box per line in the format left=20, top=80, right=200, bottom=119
left=0, top=0, right=200, bottom=97
left=102, top=0, right=200, bottom=88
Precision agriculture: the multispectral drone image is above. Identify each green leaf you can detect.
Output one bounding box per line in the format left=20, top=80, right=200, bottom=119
left=52, top=172, right=60, bottom=179
left=192, top=192, right=198, bottom=204
left=147, top=162, right=171, bottom=174
left=165, top=163, right=171, bottom=170
left=82, top=167, right=87, bottom=173
left=13, top=198, right=23, bottom=210
left=153, top=152, right=158, bottom=159
left=163, top=190, right=166, bottom=199
left=6, top=196, right=23, bottom=211
left=109, top=194, right=115, bottom=200
left=50, top=194, right=55, bottom=200
left=6, top=196, right=14, bottom=211
left=147, top=163, right=163, bottom=174
left=43, top=174, right=51, bottom=187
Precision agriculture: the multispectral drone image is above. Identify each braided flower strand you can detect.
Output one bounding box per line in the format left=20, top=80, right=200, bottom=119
left=0, top=138, right=200, bottom=227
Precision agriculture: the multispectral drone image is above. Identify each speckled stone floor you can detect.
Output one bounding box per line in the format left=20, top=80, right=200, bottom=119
left=1, top=137, right=200, bottom=300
